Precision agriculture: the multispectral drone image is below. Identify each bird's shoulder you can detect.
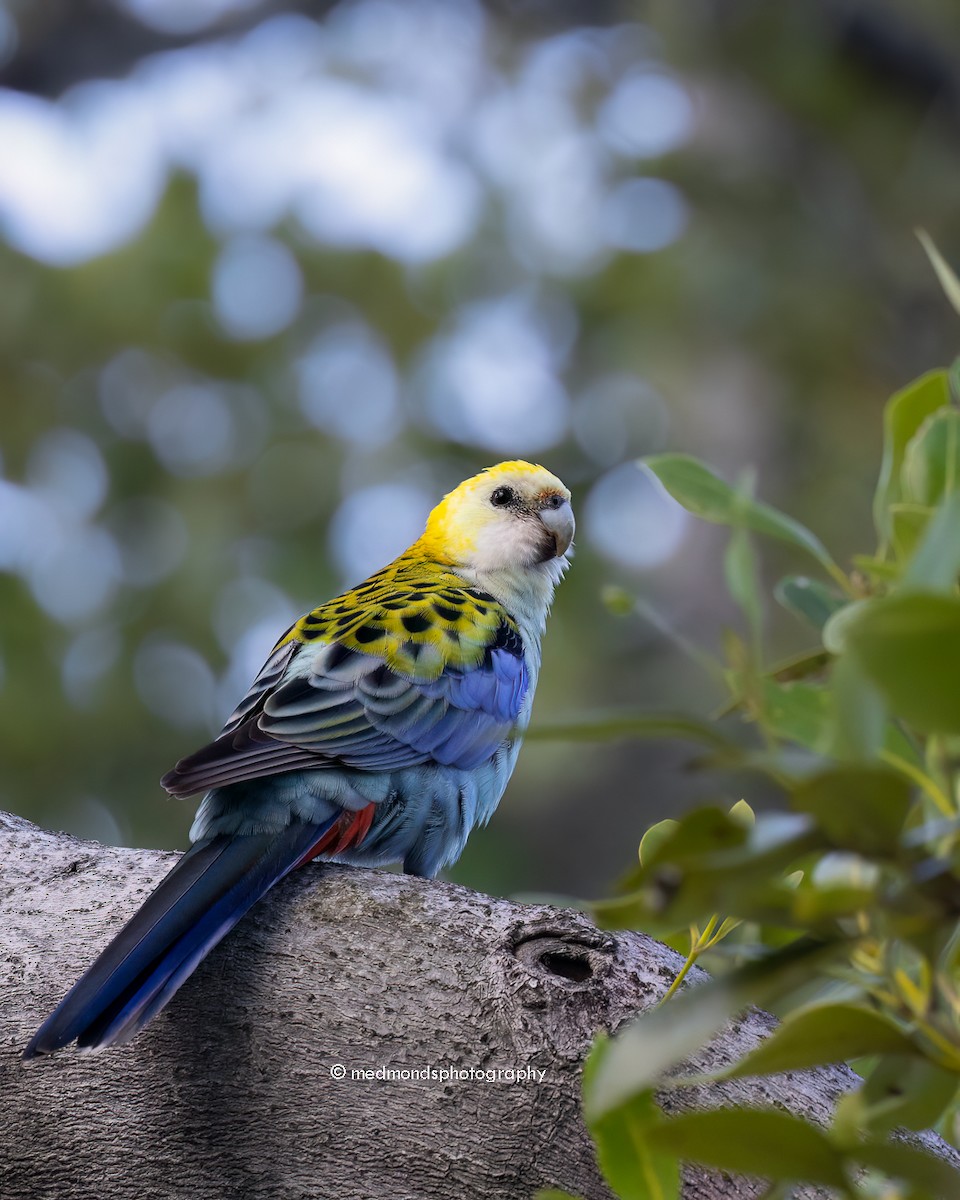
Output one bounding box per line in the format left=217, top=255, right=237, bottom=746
left=274, top=552, right=524, bottom=682
left=167, top=554, right=531, bottom=795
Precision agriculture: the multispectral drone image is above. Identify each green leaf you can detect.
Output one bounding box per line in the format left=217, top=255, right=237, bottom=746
left=637, top=806, right=749, bottom=865
left=790, top=875, right=878, bottom=924
left=767, top=647, right=833, bottom=686
left=639, top=819, right=680, bottom=867
left=757, top=679, right=832, bottom=753
left=903, top=410, right=960, bottom=508
left=844, top=592, right=960, bottom=734
left=654, top=1108, right=848, bottom=1188
left=891, top=503, right=934, bottom=561
left=860, top=1055, right=959, bottom=1133
left=582, top=1037, right=680, bottom=1200
left=717, top=1003, right=921, bottom=1080
left=903, top=491, right=960, bottom=592
left=725, top=524, right=763, bottom=649
left=595, top=809, right=821, bottom=934
left=874, top=370, right=950, bottom=547
left=854, top=1139, right=960, bottom=1195
left=917, top=229, right=960, bottom=319
left=643, top=455, right=843, bottom=583
left=853, top=554, right=903, bottom=583
left=585, top=938, right=842, bottom=1118
left=823, top=600, right=871, bottom=655
left=729, top=799, right=755, bottom=827
left=723, top=676, right=920, bottom=780
left=790, top=767, right=912, bottom=856
left=775, top=576, right=847, bottom=632
left=796, top=616, right=921, bottom=769
left=828, top=652, right=887, bottom=762
left=589, top=1099, right=679, bottom=1200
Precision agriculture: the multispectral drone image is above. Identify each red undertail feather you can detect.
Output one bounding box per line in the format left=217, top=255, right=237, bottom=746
left=296, top=803, right=376, bottom=867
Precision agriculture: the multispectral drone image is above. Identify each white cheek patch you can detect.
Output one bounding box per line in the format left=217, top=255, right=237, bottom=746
left=468, top=517, right=543, bottom=572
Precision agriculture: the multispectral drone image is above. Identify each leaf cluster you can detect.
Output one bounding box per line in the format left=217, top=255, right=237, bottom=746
left=551, top=261, right=960, bottom=1198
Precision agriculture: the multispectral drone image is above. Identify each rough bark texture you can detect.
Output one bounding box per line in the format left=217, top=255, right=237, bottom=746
left=2, top=810, right=957, bottom=1200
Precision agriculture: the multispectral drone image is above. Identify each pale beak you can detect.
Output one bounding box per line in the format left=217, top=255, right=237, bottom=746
left=538, top=500, right=575, bottom=558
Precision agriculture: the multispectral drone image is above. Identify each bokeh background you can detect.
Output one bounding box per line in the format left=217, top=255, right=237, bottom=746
left=1, top=0, right=958, bottom=898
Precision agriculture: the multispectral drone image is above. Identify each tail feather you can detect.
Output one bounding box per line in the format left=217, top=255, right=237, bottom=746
left=24, top=819, right=336, bottom=1058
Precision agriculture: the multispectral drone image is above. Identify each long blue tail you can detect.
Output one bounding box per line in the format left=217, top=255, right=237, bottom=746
left=24, top=819, right=336, bottom=1057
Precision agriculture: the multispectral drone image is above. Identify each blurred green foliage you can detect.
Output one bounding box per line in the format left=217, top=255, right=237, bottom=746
left=570, top=334, right=960, bottom=1195
left=1, top=0, right=959, bottom=904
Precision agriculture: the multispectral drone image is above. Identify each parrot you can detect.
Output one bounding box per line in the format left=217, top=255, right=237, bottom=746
left=24, top=460, right=574, bottom=1057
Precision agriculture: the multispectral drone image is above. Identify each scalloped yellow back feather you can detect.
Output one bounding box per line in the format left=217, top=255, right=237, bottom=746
left=275, top=554, right=512, bottom=680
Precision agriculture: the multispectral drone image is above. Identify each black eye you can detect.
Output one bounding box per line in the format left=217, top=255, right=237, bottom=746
left=542, top=494, right=564, bottom=510
left=490, top=486, right=515, bottom=507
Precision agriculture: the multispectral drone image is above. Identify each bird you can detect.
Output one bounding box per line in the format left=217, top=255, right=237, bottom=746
left=24, top=460, right=574, bottom=1057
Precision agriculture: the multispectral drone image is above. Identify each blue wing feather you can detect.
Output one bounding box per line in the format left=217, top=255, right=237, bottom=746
left=162, top=626, right=529, bottom=797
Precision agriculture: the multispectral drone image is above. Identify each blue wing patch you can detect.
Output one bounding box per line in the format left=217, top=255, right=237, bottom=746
left=161, top=622, right=529, bottom=797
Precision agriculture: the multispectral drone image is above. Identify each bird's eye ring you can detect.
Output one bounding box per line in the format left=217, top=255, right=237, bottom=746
left=490, top=486, right=515, bottom=507
left=542, top=494, right=564, bottom=510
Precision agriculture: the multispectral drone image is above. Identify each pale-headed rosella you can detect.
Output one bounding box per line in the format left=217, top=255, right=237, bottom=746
left=25, top=461, right=574, bottom=1056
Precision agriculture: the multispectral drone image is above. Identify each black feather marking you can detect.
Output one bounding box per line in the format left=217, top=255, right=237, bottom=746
left=267, top=677, right=317, bottom=710
left=325, top=643, right=357, bottom=671
left=493, top=622, right=524, bottom=657
left=368, top=664, right=392, bottom=688
left=401, top=613, right=431, bottom=634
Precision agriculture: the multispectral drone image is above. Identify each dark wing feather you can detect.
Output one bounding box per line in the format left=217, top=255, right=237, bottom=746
left=219, top=641, right=299, bottom=736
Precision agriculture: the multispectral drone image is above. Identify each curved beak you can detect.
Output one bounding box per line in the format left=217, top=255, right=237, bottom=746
left=538, top=500, right=575, bottom=558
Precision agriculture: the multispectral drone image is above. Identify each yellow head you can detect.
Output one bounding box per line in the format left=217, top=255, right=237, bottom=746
left=417, top=461, right=574, bottom=573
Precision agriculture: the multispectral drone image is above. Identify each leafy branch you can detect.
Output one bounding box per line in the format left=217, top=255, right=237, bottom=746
left=551, top=243, right=960, bottom=1199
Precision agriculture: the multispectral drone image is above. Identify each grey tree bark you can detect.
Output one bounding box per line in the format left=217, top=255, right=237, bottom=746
left=2, top=810, right=957, bottom=1200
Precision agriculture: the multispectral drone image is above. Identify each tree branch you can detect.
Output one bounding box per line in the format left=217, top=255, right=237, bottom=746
left=2, top=810, right=957, bottom=1199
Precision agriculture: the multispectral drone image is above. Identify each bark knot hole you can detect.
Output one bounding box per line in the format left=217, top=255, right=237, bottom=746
left=511, top=931, right=611, bottom=987
left=539, top=949, right=592, bottom=983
